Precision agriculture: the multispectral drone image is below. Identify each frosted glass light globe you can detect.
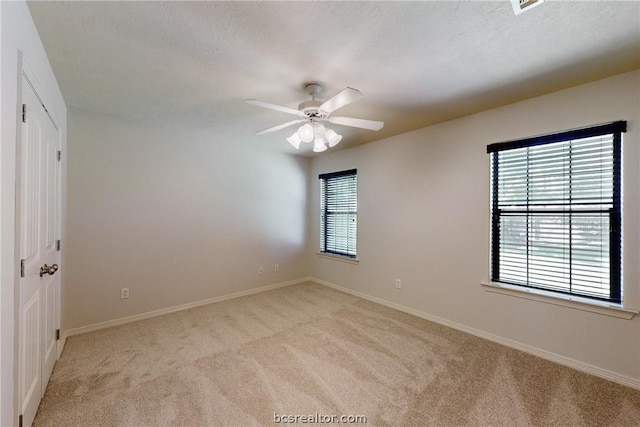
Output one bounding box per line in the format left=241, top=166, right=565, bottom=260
left=298, top=124, right=314, bottom=143
left=286, top=132, right=302, bottom=149
left=325, top=129, right=342, bottom=147
left=313, top=136, right=327, bottom=152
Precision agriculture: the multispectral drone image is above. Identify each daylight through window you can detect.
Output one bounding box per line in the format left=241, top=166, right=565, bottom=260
left=487, top=121, right=626, bottom=303
left=320, top=169, right=357, bottom=258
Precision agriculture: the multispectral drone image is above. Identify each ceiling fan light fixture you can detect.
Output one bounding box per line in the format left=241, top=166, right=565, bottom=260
left=325, top=129, right=342, bottom=147
left=286, top=132, right=302, bottom=149
left=313, top=135, right=327, bottom=152
left=298, top=123, right=314, bottom=143
left=246, top=84, right=383, bottom=153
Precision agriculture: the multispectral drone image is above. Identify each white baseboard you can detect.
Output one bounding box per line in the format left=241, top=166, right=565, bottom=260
left=310, top=277, right=640, bottom=391
left=57, top=334, right=66, bottom=359
left=58, top=275, right=639, bottom=391
left=63, top=277, right=312, bottom=339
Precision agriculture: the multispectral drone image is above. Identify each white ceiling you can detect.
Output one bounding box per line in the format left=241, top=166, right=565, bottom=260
left=28, top=1, right=640, bottom=156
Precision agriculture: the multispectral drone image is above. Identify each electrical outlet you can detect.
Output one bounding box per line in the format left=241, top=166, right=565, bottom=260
left=395, top=279, right=402, bottom=289
left=274, top=264, right=279, bottom=272
left=259, top=266, right=264, bottom=275
left=120, top=288, right=129, bottom=299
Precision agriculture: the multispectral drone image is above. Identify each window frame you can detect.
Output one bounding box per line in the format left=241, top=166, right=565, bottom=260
left=319, top=169, right=358, bottom=259
left=487, top=121, right=626, bottom=304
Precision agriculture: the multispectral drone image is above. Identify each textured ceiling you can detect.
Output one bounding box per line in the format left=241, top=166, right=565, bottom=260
left=28, top=1, right=640, bottom=156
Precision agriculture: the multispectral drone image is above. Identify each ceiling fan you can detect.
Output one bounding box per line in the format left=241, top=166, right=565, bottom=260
left=245, top=83, right=384, bottom=152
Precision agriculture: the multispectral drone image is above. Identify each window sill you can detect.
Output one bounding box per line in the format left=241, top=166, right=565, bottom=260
left=481, top=281, right=637, bottom=319
left=316, top=252, right=359, bottom=264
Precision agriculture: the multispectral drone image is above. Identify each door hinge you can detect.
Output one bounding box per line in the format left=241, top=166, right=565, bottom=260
left=22, top=104, right=27, bottom=123
left=56, top=240, right=61, bottom=251
left=56, top=329, right=61, bottom=340
left=19, top=414, right=23, bottom=427
left=57, top=150, right=62, bottom=162
left=20, top=259, right=25, bottom=278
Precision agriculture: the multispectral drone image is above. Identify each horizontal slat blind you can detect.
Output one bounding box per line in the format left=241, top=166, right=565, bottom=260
left=489, top=123, right=624, bottom=303
left=320, top=169, right=357, bottom=258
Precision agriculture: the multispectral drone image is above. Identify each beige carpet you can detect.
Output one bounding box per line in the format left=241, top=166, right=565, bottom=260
left=34, top=282, right=640, bottom=426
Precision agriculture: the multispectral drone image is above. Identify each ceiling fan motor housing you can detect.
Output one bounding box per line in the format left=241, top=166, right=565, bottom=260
left=298, top=100, right=324, bottom=118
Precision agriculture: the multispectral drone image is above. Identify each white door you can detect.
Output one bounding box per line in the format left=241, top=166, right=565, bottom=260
left=18, top=74, right=60, bottom=427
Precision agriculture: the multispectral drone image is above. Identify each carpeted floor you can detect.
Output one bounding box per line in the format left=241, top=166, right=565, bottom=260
left=34, top=281, right=640, bottom=426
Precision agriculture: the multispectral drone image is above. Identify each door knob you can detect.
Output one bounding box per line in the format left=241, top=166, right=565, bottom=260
left=40, top=264, right=59, bottom=278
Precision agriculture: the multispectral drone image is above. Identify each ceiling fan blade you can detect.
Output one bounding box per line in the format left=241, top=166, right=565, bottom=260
left=328, top=116, right=384, bottom=131
left=245, top=99, right=305, bottom=117
left=319, top=87, right=363, bottom=114
left=256, top=119, right=305, bottom=135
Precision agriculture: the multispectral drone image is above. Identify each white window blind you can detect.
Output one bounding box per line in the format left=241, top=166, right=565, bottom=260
left=487, top=121, right=625, bottom=303
left=320, top=169, right=357, bottom=258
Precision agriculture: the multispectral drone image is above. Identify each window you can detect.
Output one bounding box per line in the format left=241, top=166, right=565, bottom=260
left=320, top=169, right=357, bottom=258
left=487, top=121, right=626, bottom=303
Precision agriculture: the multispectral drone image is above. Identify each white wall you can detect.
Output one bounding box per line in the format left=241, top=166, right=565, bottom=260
left=0, top=1, right=67, bottom=425
left=65, top=108, right=310, bottom=330
left=310, top=70, right=640, bottom=383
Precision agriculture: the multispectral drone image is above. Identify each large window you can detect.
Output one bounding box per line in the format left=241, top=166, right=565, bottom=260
left=320, top=169, right=357, bottom=258
left=487, top=121, right=626, bottom=303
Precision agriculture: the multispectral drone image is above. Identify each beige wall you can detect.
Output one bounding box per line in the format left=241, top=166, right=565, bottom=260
left=1, top=1, right=67, bottom=425
left=309, top=70, right=640, bottom=382
left=65, top=108, right=311, bottom=329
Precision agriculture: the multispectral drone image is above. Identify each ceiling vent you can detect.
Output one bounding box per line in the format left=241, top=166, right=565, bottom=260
left=511, top=0, right=544, bottom=15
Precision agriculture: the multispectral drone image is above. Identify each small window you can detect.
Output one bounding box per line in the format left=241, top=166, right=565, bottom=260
left=487, top=121, right=626, bottom=303
left=319, top=169, right=357, bottom=258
